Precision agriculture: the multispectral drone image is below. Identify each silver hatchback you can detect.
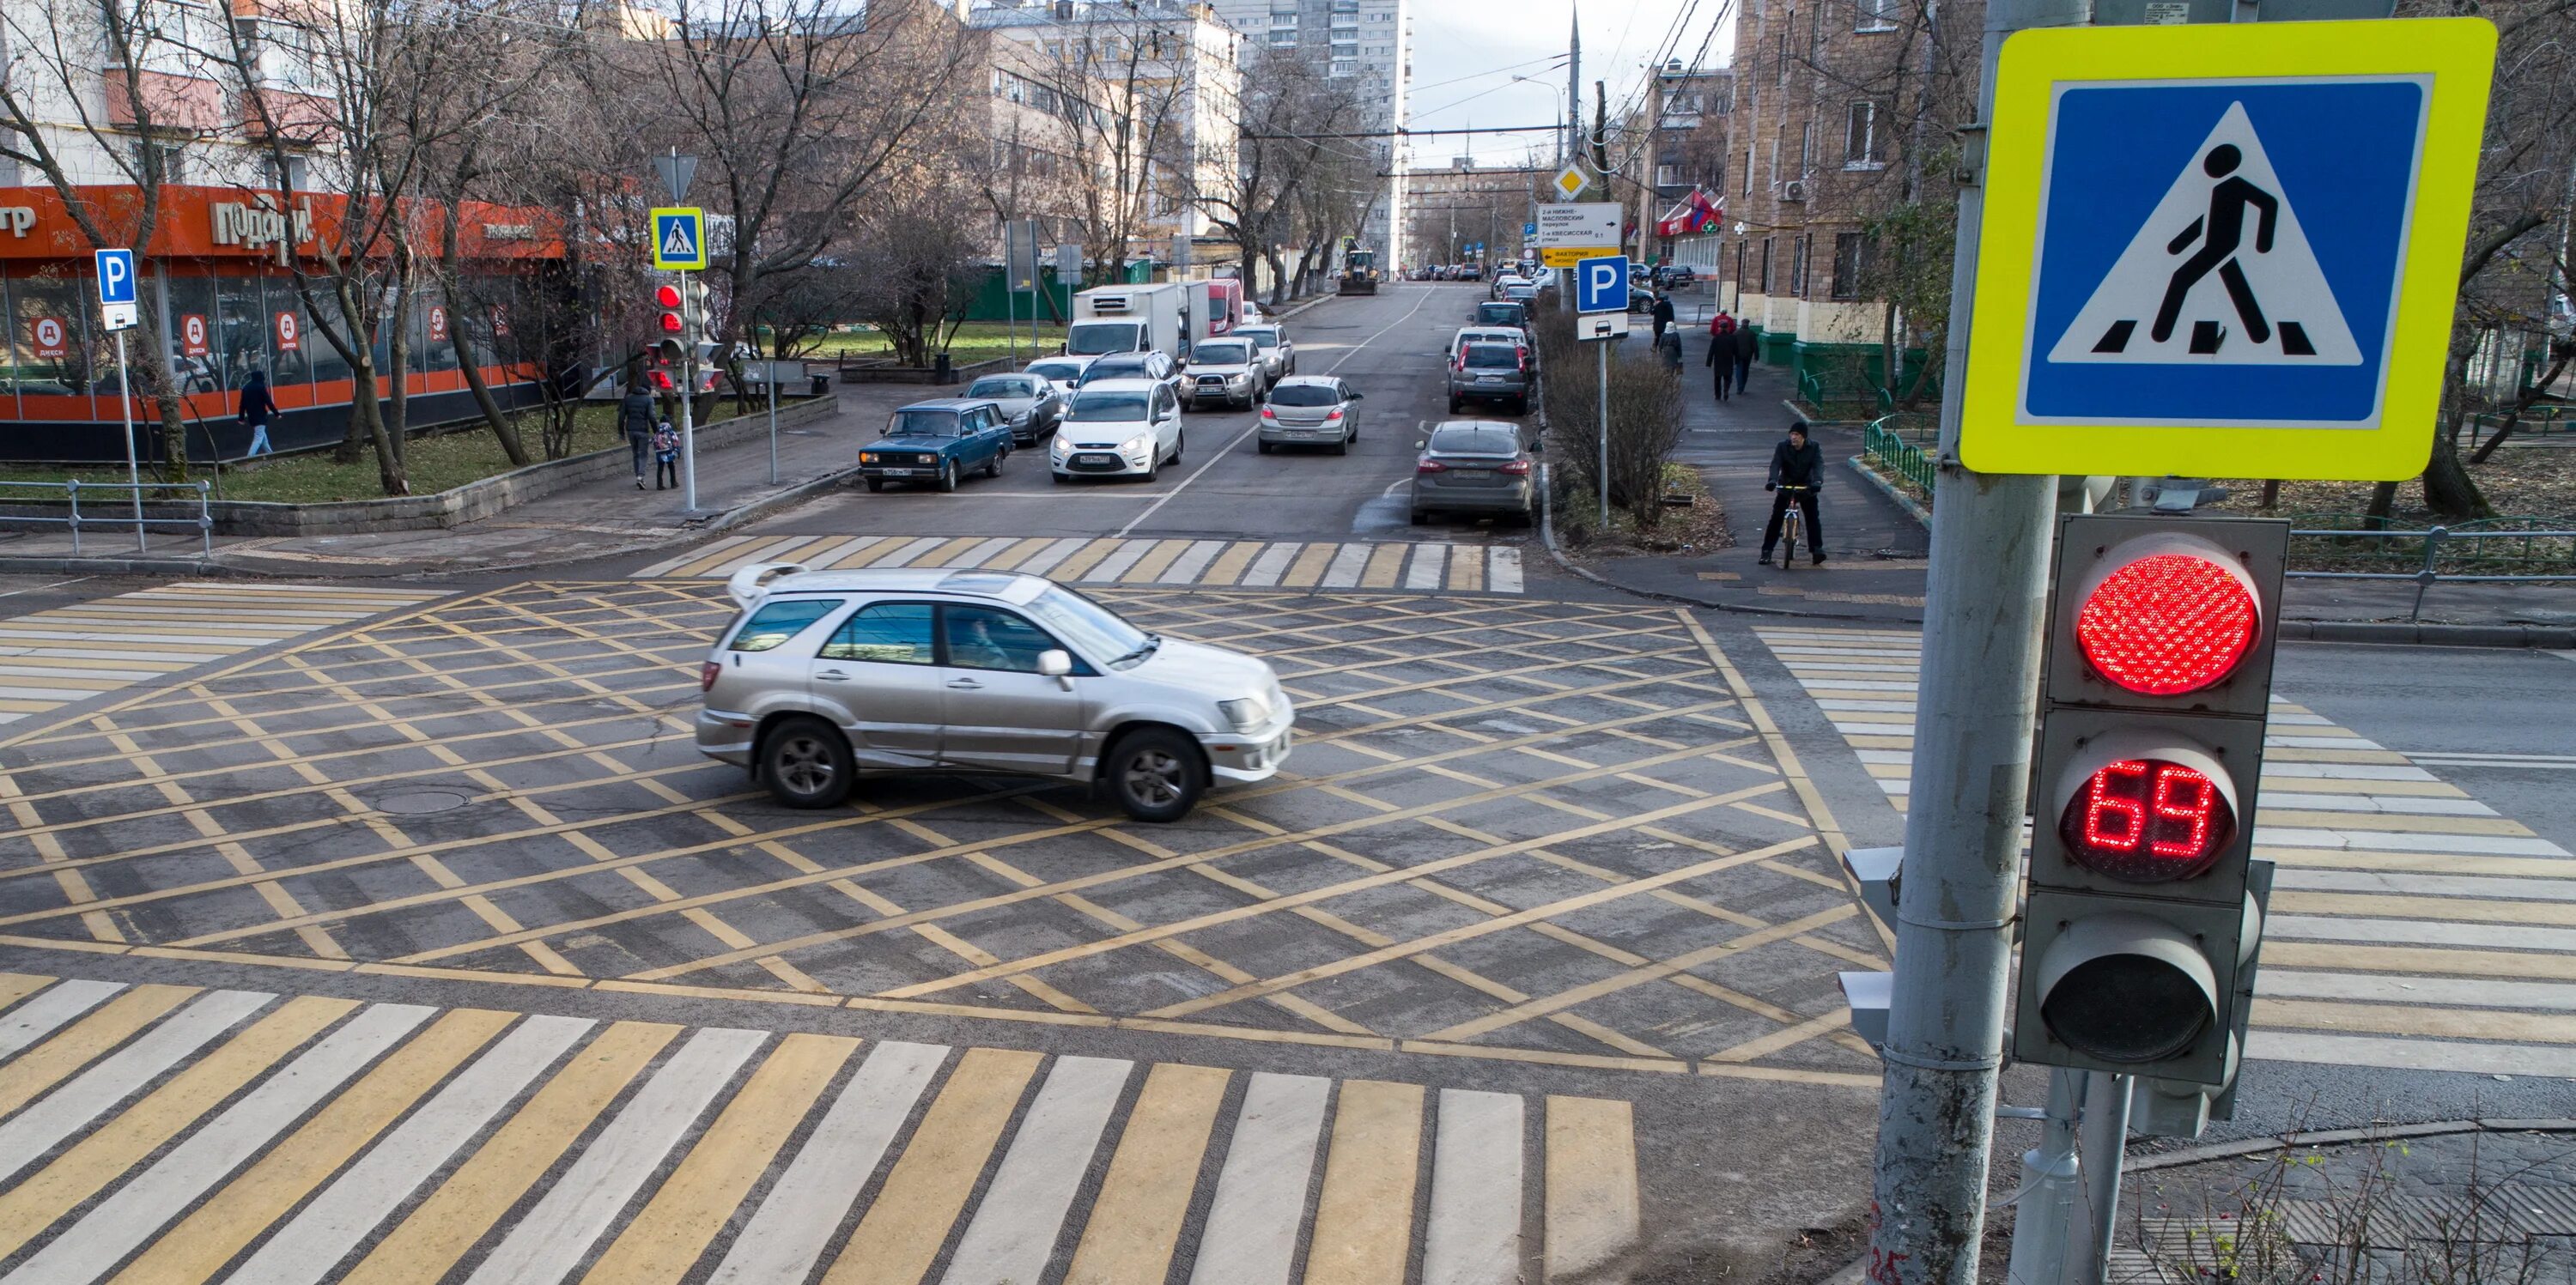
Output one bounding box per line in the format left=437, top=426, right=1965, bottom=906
left=696, top=565, right=1294, bottom=821
left=1256, top=375, right=1363, bottom=453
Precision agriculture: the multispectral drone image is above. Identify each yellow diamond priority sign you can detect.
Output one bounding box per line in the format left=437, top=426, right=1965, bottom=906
left=1551, top=164, right=1591, bottom=203
left=1959, top=18, right=2494, bottom=482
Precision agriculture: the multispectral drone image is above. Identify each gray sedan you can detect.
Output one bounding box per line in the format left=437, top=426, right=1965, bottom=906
left=1411, top=421, right=1534, bottom=527
left=698, top=566, right=1294, bottom=821
left=965, top=373, right=1064, bottom=445
left=1257, top=375, right=1363, bottom=454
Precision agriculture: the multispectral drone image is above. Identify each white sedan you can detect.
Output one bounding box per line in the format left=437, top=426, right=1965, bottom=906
left=1050, top=379, right=1186, bottom=482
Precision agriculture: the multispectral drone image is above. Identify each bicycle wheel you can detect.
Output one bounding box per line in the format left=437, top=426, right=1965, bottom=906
left=1780, top=509, right=1801, bottom=570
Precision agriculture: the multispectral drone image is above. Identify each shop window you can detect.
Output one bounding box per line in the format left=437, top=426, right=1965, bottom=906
left=261, top=275, right=312, bottom=389
left=10, top=266, right=95, bottom=410
left=164, top=271, right=222, bottom=397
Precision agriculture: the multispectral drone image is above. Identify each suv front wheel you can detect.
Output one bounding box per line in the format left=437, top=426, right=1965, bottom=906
left=761, top=716, right=855, bottom=809
left=1103, top=728, right=1205, bottom=822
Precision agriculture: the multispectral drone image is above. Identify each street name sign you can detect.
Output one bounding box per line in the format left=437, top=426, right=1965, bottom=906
left=651, top=207, right=708, bottom=271
left=1534, top=203, right=1620, bottom=249
left=1540, top=246, right=1616, bottom=268
left=94, top=247, right=137, bottom=332
left=1959, top=18, right=2494, bottom=480
left=1576, top=254, right=1630, bottom=313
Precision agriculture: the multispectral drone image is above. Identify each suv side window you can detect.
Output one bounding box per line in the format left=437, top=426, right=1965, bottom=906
left=730, top=598, right=843, bottom=652
left=944, top=606, right=1060, bottom=673
left=820, top=603, right=935, bottom=664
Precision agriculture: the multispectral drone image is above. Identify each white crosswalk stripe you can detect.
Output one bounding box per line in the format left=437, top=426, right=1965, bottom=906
left=0, top=977, right=1638, bottom=1285
left=640, top=533, right=1534, bottom=593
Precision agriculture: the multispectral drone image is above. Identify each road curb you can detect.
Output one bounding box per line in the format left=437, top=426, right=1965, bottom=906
left=2278, top=618, right=2576, bottom=648
left=0, top=554, right=231, bottom=578
left=1848, top=454, right=1932, bottom=528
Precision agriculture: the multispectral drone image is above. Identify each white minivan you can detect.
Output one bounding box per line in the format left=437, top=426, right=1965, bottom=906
left=1050, top=379, right=1185, bottom=482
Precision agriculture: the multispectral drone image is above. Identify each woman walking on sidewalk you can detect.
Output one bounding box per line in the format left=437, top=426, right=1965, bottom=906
left=619, top=385, right=657, bottom=490
left=1705, top=312, right=1736, bottom=400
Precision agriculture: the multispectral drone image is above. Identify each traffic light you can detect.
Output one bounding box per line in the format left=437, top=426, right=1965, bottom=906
left=2014, top=513, right=2287, bottom=1118
left=654, top=281, right=684, bottom=336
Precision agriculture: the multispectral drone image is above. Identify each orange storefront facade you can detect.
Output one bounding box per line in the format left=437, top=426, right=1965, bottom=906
left=0, top=185, right=563, bottom=463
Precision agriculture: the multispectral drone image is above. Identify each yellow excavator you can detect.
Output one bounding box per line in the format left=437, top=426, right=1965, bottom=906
left=1337, top=247, right=1379, bottom=296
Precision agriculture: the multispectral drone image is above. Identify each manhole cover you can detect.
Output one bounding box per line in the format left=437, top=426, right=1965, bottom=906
left=374, top=790, right=468, bottom=815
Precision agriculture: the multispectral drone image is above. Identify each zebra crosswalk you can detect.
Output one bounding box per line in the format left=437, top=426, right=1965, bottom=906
left=0, top=973, right=1639, bottom=1284
left=0, top=583, right=441, bottom=728
left=1754, top=626, right=2576, bottom=1079
left=635, top=533, right=1532, bottom=594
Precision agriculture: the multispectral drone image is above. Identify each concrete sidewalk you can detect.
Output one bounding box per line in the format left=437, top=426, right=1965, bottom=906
left=1567, top=343, right=2576, bottom=639
left=0, top=383, right=931, bottom=579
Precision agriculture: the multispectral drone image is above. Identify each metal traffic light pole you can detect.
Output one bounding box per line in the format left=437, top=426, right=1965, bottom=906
left=678, top=268, right=698, bottom=512
left=1866, top=0, right=2084, bottom=1277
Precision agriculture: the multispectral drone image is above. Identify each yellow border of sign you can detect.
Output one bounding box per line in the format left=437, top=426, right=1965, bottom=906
left=1959, top=18, right=2495, bottom=481
left=650, top=206, right=708, bottom=271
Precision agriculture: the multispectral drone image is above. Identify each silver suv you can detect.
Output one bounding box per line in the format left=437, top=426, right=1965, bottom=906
left=697, top=565, right=1294, bottom=821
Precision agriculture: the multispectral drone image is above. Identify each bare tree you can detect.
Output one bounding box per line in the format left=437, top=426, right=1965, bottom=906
left=1200, top=50, right=1370, bottom=306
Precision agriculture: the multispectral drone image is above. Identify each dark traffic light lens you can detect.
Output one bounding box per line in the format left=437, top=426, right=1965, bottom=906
left=2040, top=952, right=2214, bottom=1064
left=2061, top=758, right=2233, bottom=882
left=2076, top=553, right=2257, bottom=695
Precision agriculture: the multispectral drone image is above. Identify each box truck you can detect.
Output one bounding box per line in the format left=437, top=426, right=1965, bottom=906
left=1068, top=283, right=1191, bottom=361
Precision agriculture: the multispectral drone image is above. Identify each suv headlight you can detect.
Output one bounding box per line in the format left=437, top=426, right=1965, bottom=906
left=1218, top=696, right=1270, bottom=732
left=1121, top=433, right=1152, bottom=455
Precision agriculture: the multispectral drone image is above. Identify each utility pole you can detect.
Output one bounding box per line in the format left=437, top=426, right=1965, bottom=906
left=1566, top=5, right=1582, bottom=173
left=1865, top=0, right=2082, bottom=1277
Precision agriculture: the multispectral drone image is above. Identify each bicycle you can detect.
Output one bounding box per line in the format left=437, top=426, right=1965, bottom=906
left=1773, top=484, right=1814, bottom=572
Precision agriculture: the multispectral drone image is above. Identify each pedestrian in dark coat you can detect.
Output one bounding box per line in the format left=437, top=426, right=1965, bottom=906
left=238, top=370, right=276, bottom=458
left=619, top=385, right=657, bottom=490
left=1649, top=293, right=1676, bottom=340
left=1731, top=321, right=1759, bottom=391
left=1705, top=314, right=1735, bottom=401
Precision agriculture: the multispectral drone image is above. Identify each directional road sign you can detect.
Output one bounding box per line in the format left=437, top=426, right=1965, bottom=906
left=94, top=248, right=137, bottom=332
left=1960, top=18, right=2494, bottom=481
left=1534, top=203, right=1621, bottom=249
left=1576, top=254, right=1630, bottom=314
left=651, top=207, right=708, bottom=271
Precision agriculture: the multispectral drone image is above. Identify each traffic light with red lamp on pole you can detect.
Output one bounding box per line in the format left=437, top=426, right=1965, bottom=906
left=2014, top=512, right=2287, bottom=1136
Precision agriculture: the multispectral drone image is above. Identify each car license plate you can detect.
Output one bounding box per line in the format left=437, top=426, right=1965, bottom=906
left=1478, top=375, right=1504, bottom=383
left=1077, top=453, right=1117, bottom=466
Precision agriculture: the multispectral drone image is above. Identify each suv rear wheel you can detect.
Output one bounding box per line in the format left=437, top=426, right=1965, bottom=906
left=761, top=717, right=854, bottom=809
left=1104, top=728, right=1204, bottom=822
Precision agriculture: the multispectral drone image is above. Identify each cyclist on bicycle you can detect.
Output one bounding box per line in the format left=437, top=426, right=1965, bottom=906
left=1762, top=421, right=1826, bottom=567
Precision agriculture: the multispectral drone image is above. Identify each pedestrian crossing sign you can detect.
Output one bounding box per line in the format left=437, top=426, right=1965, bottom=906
left=1959, top=18, right=2494, bottom=481
left=651, top=207, right=707, bottom=270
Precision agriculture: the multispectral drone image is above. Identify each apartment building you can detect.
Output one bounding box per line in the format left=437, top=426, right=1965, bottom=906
left=1644, top=62, right=1734, bottom=271
left=1206, top=0, right=1411, bottom=264
left=972, top=1, right=1247, bottom=270
left=1721, top=0, right=1941, bottom=379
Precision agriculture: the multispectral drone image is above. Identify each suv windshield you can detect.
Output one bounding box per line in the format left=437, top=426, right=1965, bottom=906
left=1024, top=585, right=1153, bottom=666
left=885, top=409, right=962, bottom=436
left=1462, top=345, right=1519, bottom=370
left=968, top=377, right=1034, bottom=398
left=1239, top=329, right=1279, bottom=350
left=1067, top=390, right=1151, bottom=421
left=1475, top=304, right=1527, bottom=326
left=1066, top=321, right=1141, bottom=355
left=1085, top=357, right=1151, bottom=381
left=1026, top=361, right=1084, bottom=382
left=1267, top=384, right=1340, bottom=408
left=1195, top=342, right=1253, bottom=365
left=1431, top=427, right=1519, bottom=455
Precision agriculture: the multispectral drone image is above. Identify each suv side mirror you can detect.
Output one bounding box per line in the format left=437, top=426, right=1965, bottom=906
left=1038, top=649, right=1073, bottom=688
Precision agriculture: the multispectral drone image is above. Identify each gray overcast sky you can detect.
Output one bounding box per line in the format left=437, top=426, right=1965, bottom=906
left=1402, top=0, right=1735, bottom=170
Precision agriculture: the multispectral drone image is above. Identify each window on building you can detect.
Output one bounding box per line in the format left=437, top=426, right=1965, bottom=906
left=1856, top=0, right=1900, bottom=30
left=1832, top=232, right=1874, bottom=298
left=1743, top=143, right=1753, bottom=197
left=1799, top=122, right=1813, bottom=176
left=1269, top=27, right=1297, bottom=44
left=1655, top=163, right=1678, bottom=188
left=1759, top=237, right=1773, bottom=293
left=148, top=142, right=185, bottom=185
left=1789, top=234, right=1808, bottom=297
left=1845, top=101, right=1885, bottom=167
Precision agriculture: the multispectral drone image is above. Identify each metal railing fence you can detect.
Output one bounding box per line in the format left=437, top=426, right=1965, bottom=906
left=0, top=479, right=214, bottom=555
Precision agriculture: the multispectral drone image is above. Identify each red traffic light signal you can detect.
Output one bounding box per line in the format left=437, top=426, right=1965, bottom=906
left=654, top=281, right=685, bottom=336
left=654, top=283, right=683, bottom=308
left=2074, top=548, right=2260, bottom=696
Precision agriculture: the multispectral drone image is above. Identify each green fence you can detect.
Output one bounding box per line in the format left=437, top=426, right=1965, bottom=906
left=1863, top=412, right=1938, bottom=500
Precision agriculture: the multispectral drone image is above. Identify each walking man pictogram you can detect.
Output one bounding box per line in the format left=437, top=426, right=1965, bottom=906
left=2151, top=143, right=2280, bottom=345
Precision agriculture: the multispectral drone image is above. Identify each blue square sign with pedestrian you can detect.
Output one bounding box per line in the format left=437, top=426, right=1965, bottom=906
left=2020, top=78, right=2427, bottom=428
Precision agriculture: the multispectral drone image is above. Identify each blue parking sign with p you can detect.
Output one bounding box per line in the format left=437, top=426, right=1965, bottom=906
left=1576, top=255, right=1629, bottom=313
left=94, top=249, right=136, bottom=306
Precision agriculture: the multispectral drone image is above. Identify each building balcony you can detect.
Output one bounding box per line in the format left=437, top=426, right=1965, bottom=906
left=238, top=86, right=336, bottom=143
left=101, top=70, right=228, bottom=134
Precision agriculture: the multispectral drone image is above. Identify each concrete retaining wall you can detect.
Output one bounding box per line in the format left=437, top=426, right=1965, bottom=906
left=0, top=395, right=842, bottom=539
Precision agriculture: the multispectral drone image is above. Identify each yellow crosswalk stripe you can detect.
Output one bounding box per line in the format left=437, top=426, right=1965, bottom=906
left=1062, top=1062, right=1232, bottom=1285
left=1048, top=538, right=1123, bottom=581
left=984, top=536, right=1055, bottom=572
left=0, top=973, right=51, bottom=1013
left=636, top=536, right=1537, bottom=593
left=339, top=1021, right=678, bottom=1285
left=1302, top=1079, right=1425, bottom=1285
left=1124, top=539, right=1189, bottom=583
left=822, top=1046, right=1042, bottom=1285
left=579, top=1033, right=857, bottom=1285
left=1542, top=1095, right=1642, bottom=1281
left=1447, top=549, right=1485, bottom=591
left=0, top=984, right=198, bottom=1120
left=0, top=995, right=353, bottom=1259
left=103, top=1007, right=515, bottom=1285
left=1359, top=544, right=1406, bottom=590
left=1282, top=543, right=1337, bottom=587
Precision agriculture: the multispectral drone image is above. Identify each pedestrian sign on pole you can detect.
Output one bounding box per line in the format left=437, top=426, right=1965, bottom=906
left=94, top=248, right=137, bottom=332
left=651, top=208, right=708, bottom=271
left=1959, top=18, right=2494, bottom=481
left=1575, top=254, right=1630, bottom=314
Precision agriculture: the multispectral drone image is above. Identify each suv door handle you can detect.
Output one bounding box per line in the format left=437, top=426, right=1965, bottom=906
left=945, top=677, right=983, bottom=690
left=817, top=670, right=852, bottom=682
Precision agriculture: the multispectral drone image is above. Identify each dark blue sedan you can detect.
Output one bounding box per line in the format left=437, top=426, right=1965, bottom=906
left=860, top=399, right=1013, bottom=493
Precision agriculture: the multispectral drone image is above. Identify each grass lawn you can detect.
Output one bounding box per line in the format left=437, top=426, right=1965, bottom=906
left=0, top=400, right=778, bottom=505
left=803, top=322, right=1067, bottom=365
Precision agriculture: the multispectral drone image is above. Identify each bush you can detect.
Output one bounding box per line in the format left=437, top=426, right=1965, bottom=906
left=1532, top=291, right=1684, bottom=536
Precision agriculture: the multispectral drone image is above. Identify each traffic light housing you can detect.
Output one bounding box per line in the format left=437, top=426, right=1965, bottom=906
left=2015, top=513, right=2287, bottom=1099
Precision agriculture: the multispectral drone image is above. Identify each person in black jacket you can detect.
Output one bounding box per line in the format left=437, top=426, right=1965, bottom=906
left=1762, top=421, right=1826, bottom=566
left=238, top=370, right=276, bottom=458
left=619, top=385, right=657, bottom=490
left=1649, top=292, right=1676, bottom=340
left=1731, top=322, right=1759, bottom=391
